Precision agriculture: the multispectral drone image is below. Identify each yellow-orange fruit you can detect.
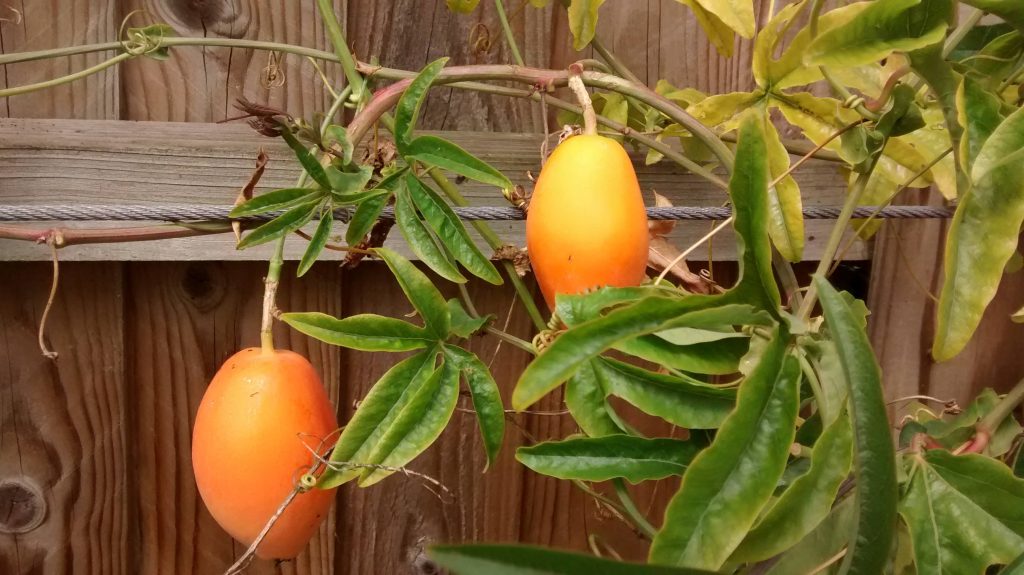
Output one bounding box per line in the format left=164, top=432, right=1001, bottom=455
left=526, top=134, right=649, bottom=309
left=192, top=348, right=338, bottom=560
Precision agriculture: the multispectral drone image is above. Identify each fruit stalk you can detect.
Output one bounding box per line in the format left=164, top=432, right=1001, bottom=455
left=567, top=66, right=597, bottom=136
left=261, top=236, right=285, bottom=353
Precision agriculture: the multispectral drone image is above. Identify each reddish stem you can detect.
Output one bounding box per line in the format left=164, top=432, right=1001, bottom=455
left=0, top=224, right=229, bottom=246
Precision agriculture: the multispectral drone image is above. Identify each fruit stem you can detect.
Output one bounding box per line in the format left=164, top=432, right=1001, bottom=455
left=567, top=65, right=598, bottom=136
left=261, top=236, right=285, bottom=353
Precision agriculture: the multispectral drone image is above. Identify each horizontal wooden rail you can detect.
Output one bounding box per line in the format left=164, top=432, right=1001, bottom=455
left=0, top=118, right=866, bottom=261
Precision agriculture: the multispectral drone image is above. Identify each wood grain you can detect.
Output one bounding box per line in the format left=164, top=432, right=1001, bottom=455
left=0, top=262, right=127, bottom=574
left=0, top=117, right=863, bottom=262
left=0, top=0, right=118, bottom=119
left=124, top=261, right=342, bottom=574
left=119, top=0, right=346, bottom=122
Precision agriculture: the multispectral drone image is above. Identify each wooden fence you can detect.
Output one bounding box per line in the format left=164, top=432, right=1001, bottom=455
left=1, top=1, right=1023, bottom=574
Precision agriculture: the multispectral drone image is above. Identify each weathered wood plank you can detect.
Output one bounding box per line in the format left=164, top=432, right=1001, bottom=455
left=119, top=0, right=346, bottom=122
left=124, top=261, right=342, bottom=574
left=0, top=118, right=864, bottom=262
left=0, top=262, right=127, bottom=574
left=0, top=0, right=118, bottom=119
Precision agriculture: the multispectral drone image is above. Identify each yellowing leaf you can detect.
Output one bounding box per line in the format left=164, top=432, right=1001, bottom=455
left=568, top=0, right=606, bottom=51
left=901, top=104, right=957, bottom=200
left=692, top=0, right=755, bottom=39
left=528, top=0, right=550, bottom=6
left=1013, top=304, right=1024, bottom=323
left=762, top=115, right=804, bottom=261
left=764, top=2, right=870, bottom=89
left=445, top=0, right=481, bottom=13
left=674, top=0, right=737, bottom=56
left=771, top=93, right=860, bottom=158
left=687, top=91, right=765, bottom=131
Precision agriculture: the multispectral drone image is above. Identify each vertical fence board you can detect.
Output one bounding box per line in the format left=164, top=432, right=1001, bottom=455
left=0, top=0, right=119, bottom=119
left=124, top=261, right=342, bottom=574
left=118, top=0, right=346, bottom=122
left=0, top=262, right=127, bottom=574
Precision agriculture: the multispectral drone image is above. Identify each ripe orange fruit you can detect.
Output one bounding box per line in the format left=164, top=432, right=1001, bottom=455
left=192, top=348, right=338, bottom=560
left=526, top=134, right=649, bottom=309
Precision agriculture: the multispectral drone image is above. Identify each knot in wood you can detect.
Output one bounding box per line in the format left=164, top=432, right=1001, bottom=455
left=0, top=478, right=46, bottom=534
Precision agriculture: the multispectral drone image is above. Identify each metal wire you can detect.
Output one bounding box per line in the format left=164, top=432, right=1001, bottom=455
left=0, top=204, right=955, bottom=223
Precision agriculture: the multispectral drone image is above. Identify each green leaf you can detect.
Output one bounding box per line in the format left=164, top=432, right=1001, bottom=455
left=762, top=112, right=804, bottom=262
left=513, top=296, right=717, bottom=410
left=568, top=0, right=606, bottom=51
left=229, top=187, right=321, bottom=218
left=730, top=413, right=853, bottom=563
left=344, top=169, right=406, bottom=245
left=344, top=191, right=388, bottom=245
left=319, top=350, right=438, bottom=487
left=297, top=209, right=332, bottom=277
left=236, top=200, right=319, bottom=249
left=805, top=0, right=953, bottom=68
left=1014, top=304, right=1024, bottom=324
left=406, top=174, right=502, bottom=285
left=949, top=22, right=1018, bottom=60
left=815, top=276, right=898, bottom=575
left=404, top=135, right=513, bottom=189
left=728, top=111, right=783, bottom=315
left=615, top=334, right=749, bottom=375
left=673, top=1, right=736, bottom=57
left=325, top=164, right=373, bottom=196
left=375, top=247, right=450, bottom=339
left=763, top=497, right=854, bottom=575
left=900, top=454, right=1024, bottom=573
left=281, top=312, right=434, bottom=351
left=429, top=544, right=717, bottom=575
left=596, top=357, right=736, bottom=429
left=875, top=84, right=926, bottom=138
left=690, top=0, right=754, bottom=38
left=359, top=355, right=460, bottom=485
left=649, top=328, right=800, bottom=569
left=926, top=450, right=1024, bottom=536
left=565, top=360, right=625, bottom=437
left=445, top=346, right=504, bottom=467
left=394, top=182, right=467, bottom=284
left=447, top=299, right=489, bottom=338
left=323, top=124, right=354, bottom=165
left=934, top=106, right=1024, bottom=360
left=517, top=435, right=700, bottom=483
left=966, top=31, right=1024, bottom=84
left=446, top=0, right=481, bottom=13
left=908, top=42, right=963, bottom=145
left=280, top=128, right=332, bottom=190
left=957, top=76, right=1004, bottom=171
left=394, top=58, right=449, bottom=146
left=960, top=0, right=1024, bottom=34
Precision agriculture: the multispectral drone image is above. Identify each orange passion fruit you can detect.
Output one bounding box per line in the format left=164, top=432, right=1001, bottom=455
left=526, top=134, right=649, bottom=309
left=192, top=348, right=338, bottom=559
